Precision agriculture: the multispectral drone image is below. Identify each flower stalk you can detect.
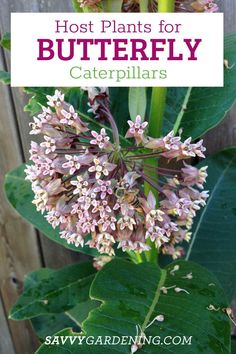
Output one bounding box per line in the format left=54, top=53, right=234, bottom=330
left=144, top=0, right=175, bottom=263
left=158, top=0, right=175, bottom=12
left=139, top=0, right=149, bottom=12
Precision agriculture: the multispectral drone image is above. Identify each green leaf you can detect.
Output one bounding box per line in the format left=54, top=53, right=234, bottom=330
left=163, top=88, right=188, bottom=135
left=185, top=147, right=236, bottom=301
left=4, top=164, right=99, bottom=256
left=109, top=87, right=130, bottom=136
left=163, top=32, right=236, bottom=139
left=35, top=329, right=80, bottom=354
left=84, top=259, right=230, bottom=353
left=31, top=297, right=98, bottom=341
left=26, top=267, right=98, bottom=340
left=128, top=87, right=147, bottom=121
left=24, top=96, right=42, bottom=116
left=31, top=313, right=80, bottom=342
left=10, top=262, right=97, bottom=320
left=0, top=32, right=11, bottom=50
left=24, top=87, right=55, bottom=116
left=35, top=259, right=231, bottom=353
left=64, top=87, right=84, bottom=109
left=0, top=70, right=10, bottom=85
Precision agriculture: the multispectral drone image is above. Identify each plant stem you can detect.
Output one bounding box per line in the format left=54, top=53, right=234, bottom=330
left=127, top=250, right=144, bottom=264
left=144, top=87, right=167, bottom=201
left=149, top=87, right=167, bottom=139
left=158, top=0, right=175, bottom=12
left=144, top=89, right=168, bottom=263
left=144, top=0, right=175, bottom=263
left=139, top=0, right=149, bottom=12
left=173, top=87, right=192, bottom=135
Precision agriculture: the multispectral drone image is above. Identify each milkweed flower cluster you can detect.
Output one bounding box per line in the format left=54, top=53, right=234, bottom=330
left=25, top=89, right=208, bottom=259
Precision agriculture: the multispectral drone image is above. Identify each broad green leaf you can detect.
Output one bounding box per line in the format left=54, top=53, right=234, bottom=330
left=128, top=87, right=147, bottom=121
left=31, top=299, right=98, bottom=340
left=36, top=259, right=231, bottom=353
left=10, top=262, right=97, bottom=320
left=25, top=267, right=98, bottom=340
left=0, top=32, right=11, bottom=50
left=26, top=268, right=80, bottom=339
left=35, top=329, right=80, bottom=354
left=31, top=313, right=80, bottom=341
left=4, top=164, right=99, bottom=256
left=84, top=259, right=230, bottom=353
left=68, top=299, right=99, bottom=326
left=185, top=148, right=236, bottom=301
left=163, top=32, right=236, bottom=140
left=0, top=70, right=10, bottom=85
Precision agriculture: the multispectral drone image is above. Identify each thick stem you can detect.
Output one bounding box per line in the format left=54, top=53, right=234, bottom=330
left=158, top=0, right=175, bottom=12
left=144, top=0, right=175, bottom=263
left=139, top=0, right=149, bottom=12
left=144, top=87, right=167, bottom=201
left=149, top=87, right=167, bottom=140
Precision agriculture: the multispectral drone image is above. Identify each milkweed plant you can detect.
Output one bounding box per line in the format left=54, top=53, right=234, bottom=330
left=2, top=0, right=236, bottom=353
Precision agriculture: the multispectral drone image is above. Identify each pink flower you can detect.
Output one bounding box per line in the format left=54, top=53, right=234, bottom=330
left=125, top=115, right=148, bottom=145
left=93, top=180, right=113, bottom=199
left=88, top=157, right=116, bottom=179
left=40, top=136, right=56, bottom=154
left=118, top=216, right=136, bottom=231
left=146, top=226, right=169, bottom=246
left=90, top=128, right=110, bottom=149
left=62, top=155, right=81, bottom=175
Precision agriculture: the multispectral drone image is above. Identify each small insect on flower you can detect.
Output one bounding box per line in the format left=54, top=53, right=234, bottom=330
left=26, top=89, right=208, bottom=258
